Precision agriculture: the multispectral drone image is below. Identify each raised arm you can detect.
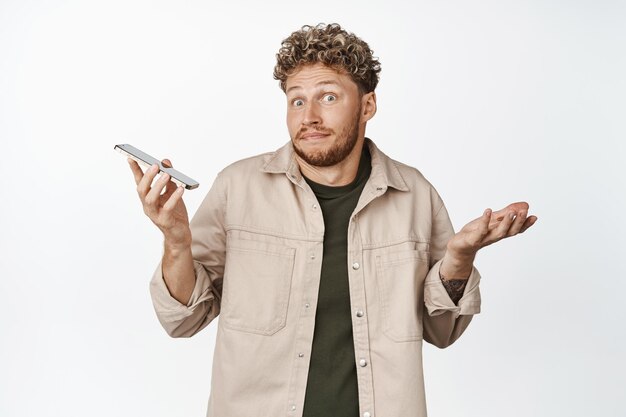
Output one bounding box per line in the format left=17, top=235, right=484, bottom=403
left=129, top=158, right=224, bottom=337
left=423, top=200, right=537, bottom=348
left=129, top=158, right=195, bottom=303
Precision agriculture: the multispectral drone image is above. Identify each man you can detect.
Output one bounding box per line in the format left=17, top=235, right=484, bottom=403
left=129, top=23, right=536, bottom=417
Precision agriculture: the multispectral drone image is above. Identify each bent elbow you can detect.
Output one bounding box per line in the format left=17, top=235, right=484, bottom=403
left=424, top=334, right=454, bottom=349
left=157, top=302, right=218, bottom=339
left=164, top=324, right=196, bottom=339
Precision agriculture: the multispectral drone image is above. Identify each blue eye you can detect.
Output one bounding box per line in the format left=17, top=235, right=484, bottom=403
left=292, top=99, right=304, bottom=107
left=322, top=94, right=336, bottom=102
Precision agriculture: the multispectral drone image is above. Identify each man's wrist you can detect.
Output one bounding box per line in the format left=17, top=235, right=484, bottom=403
left=440, top=248, right=475, bottom=281
left=164, top=236, right=192, bottom=254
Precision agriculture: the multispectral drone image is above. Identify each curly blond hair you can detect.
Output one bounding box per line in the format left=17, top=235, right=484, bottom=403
left=273, top=23, right=381, bottom=94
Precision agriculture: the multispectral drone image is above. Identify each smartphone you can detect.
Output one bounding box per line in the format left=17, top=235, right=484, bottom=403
left=114, top=144, right=199, bottom=190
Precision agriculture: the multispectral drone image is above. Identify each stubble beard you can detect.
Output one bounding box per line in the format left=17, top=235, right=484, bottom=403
left=292, top=107, right=361, bottom=168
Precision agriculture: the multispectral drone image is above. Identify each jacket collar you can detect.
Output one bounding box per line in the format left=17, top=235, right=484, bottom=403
left=261, top=137, right=409, bottom=192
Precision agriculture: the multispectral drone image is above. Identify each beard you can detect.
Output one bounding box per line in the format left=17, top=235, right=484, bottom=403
left=292, top=107, right=361, bottom=167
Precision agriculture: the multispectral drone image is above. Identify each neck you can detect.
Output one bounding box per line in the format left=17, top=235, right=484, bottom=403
left=296, top=137, right=366, bottom=186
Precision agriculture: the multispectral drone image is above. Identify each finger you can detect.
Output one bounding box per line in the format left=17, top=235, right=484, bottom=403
left=487, top=208, right=510, bottom=227
left=144, top=171, right=171, bottom=211
left=519, top=215, right=538, bottom=233
left=128, top=158, right=145, bottom=185
left=463, top=208, right=492, bottom=248
left=507, top=210, right=528, bottom=236
left=490, top=202, right=530, bottom=222
left=490, top=210, right=516, bottom=242
left=136, top=163, right=160, bottom=199
left=163, top=176, right=179, bottom=196
left=457, top=208, right=488, bottom=233
left=162, top=159, right=173, bottom=169
left=162, top=185, right=184, bottom=212
left=477, top=208, right=491, bottom=238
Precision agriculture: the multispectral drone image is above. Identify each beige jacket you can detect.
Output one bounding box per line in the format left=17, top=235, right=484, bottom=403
left=149, top=138, right=482, bottom=417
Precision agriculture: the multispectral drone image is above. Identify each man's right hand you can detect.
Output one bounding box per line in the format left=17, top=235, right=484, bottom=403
left=128, top=158, right=192, bottom=248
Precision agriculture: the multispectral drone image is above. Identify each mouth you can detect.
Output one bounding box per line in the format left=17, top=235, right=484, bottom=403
left=299, top=132, right=331, bottom=140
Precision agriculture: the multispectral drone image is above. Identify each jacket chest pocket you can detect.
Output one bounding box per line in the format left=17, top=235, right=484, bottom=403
left=220, top=239, right=296, bottom=336
left=375, top=250, right=430, bottom=342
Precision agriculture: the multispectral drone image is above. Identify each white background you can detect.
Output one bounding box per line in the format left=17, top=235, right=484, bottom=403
left=1, top=1, right=625, bottom=416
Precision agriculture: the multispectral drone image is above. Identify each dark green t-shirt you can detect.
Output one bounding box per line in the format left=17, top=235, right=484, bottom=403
left=301, top=147, right=372, bottom=417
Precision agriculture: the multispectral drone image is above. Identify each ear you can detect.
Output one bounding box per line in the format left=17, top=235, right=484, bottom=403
left=361, top=91, right=377, bottom=123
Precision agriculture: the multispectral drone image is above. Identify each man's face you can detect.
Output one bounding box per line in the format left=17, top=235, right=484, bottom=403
left=285, top=63, right=365, bottom=167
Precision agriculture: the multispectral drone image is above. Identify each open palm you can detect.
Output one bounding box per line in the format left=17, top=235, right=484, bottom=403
left=447, top=201, right=537, bottom=258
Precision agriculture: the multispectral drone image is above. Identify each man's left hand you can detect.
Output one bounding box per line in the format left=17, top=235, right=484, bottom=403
left=440, top=202, right=537, bottom=280
left=448, top=201, right=537, bottom=258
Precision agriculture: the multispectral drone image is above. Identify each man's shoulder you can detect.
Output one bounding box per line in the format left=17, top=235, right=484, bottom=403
left=392, top=158, right=430, bottom=182
left=220, top=151, right=274, bottom=173
left=388, top=156, right=447, bottom=208
left=371, top=142, right=436, bottom=191
left=217, top=144, right=288, bottom=179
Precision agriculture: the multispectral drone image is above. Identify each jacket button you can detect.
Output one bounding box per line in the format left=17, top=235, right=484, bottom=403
left=363, top=412, right=371, bottom=417
left=359, top=358, right=367, bottom=367
left=291, top=405, right=296, bottom=411
left=356, top=310, right=364, bottom=317
left=352, top=262, right=360, bottom=270
left=312, top=203, right=318, bottom=210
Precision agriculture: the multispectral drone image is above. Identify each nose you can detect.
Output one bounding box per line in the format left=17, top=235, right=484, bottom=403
left=302, top=101, right=322, bottom=125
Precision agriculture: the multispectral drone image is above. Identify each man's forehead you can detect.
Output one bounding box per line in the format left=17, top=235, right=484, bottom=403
left=285, top=63, right=352, bottom=92
left=286, top=80, right=343, bottom=93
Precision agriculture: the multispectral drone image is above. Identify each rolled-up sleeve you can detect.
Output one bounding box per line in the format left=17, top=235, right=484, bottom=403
left=424, top=261, right=481, bottom=318
left=149, top=260, right=220, bottom=337
left=149, top=172, right=227, bottom=338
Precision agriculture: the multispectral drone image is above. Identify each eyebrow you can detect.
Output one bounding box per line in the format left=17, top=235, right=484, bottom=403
left=286, top=80, right=342, bottom=94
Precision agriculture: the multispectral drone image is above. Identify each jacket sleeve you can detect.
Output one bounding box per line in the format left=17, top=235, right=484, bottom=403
left=422, top=199, right=481, bottom=349
left=149, top=173, right=227, bottom=338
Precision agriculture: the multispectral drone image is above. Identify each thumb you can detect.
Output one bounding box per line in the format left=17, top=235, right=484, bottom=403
left=161, top=159, right=173, bottom=168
